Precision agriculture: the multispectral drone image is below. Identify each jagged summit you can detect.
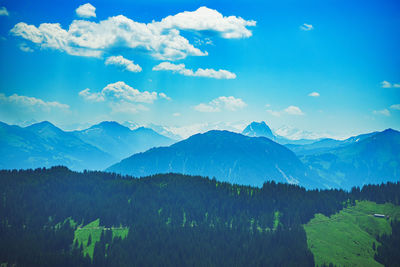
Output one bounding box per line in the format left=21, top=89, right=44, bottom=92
left=242, top=121, right=275, bottom=139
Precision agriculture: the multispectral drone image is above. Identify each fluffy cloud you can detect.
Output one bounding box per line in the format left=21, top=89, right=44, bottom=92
left=79, top=82, right=171, bottom=114
left=159, top=92, right=171, bottom=100
left=373, top=109, right=390, bottom=116
left=79, top=82, right=169, bottom=115
left=194, top=96, right=246, bottom=112
left=78, top=88, right=104, bottom=102
left=10, top=6, right=255, bottom=60
left=381, top=80, right=400, bottom=88
left=153, top=62, right=236, bottom=79
left=308, top=92, right=320, bottom=97
left=79, top=81, right=169, bottom=104
left=284, top=105, right=305, bottom=115
left=390, top=104, right=400, bottom=110
left=0, top=93, right=69, bottom=111
left=300, top=23, right=313, bottom=31
left=105, top=56, right=142, bottom=72
left=76, top=3, right=96, bottom=18
left=156, top=6, right=256, bottom=39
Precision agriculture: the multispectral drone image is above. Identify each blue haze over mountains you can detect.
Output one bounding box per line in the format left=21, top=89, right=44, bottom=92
left=0, top=121, right=173, bottom=171
left=1, top=120, right=399, bottom=190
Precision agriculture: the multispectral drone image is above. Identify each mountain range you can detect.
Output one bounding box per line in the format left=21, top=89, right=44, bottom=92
left=73, top=121, right=174, bottom=160
left=0, top=120, right=399, bottom=189
left=108, top=122, right=400, bottom=189
left=0, top=121, right=174, bottom=171
left=301, top=129, right=400, bottom=189
left=242, top=121, right=320, bottom=145
left=107, top=130, right=316, bottom=187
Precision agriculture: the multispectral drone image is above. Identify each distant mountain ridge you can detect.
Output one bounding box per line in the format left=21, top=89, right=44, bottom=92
left=107, top=130, right=317, bottom=188
left=1, top=120, right=399, bottom=190
left=74, top=121, right=174, bottom=160
left=242, top=121, right=319, bottom=145
left=301, top=128, right=400, bottom=189
left=0, top=121, right=174, bottom=171
left=286, top=132, right=377, bottom=156
left=0, top=121, right=115, bottom=170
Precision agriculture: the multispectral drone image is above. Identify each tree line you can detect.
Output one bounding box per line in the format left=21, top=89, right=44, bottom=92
left=0, top=166, right=399, bottom=266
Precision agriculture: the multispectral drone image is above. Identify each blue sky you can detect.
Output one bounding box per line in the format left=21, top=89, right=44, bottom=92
left=0, top=0, right=399, bottom=139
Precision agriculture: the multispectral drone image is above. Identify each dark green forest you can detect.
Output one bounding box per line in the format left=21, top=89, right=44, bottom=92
left=0, top=167, right=399, bottom=266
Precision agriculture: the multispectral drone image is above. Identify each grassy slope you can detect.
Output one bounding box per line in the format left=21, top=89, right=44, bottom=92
left=304, top=201, right=400, bottom=267
left=73, top=219, right=129, bottom=259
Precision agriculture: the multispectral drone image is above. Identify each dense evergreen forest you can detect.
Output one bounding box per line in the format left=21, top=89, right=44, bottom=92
left=0, top=167, right=399, bottom=266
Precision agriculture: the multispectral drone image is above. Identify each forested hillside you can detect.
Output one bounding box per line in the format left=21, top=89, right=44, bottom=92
left=0, top=167, right=399, bottom=266
left=107, top=130, right=318, bottom=188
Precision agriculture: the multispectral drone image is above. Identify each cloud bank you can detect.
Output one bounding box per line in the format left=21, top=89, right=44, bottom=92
left=0, top=93, right=69, bottom=110
left=10, top=6, right=255, bottom=60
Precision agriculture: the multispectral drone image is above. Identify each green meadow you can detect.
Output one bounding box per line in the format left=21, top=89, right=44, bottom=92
left=304, top=201, right=400, bottom=267
left=73, top=219, right=129, bottom=259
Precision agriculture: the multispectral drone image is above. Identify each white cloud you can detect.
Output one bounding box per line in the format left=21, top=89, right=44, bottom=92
left=156, top=6, right=256, bottom=39
left=18, top=43, right=34, bottom=52
left=79, top=81, right=164, bottom=103
left=78, top=88, right=104, bottom=102
left=381, top=80, right=400, bottom=88
left=153, top=62, right=236, bottom=79
left=194, top=96, right=246, bottom=112
left=0, top=93, right=69, bottom=111
left=308, top=92, right=320, bottom=97
left=105, top=55, right=142, bottom=72
left=381, top=81, right=392, bottom=88
left=194, top=37, right=213, bottom=46
left=0, top=7, right=9, bottom=16
left=267, top=105, right=305, bottom=116
left=390, top=104, right=400, bottom=110
left=173, top=112, right=181, bottom=117
left=266, top=109, right=281, bottom=117
left=284, top=105, right=305, bottom=115
left=76, top=3, right=96, bottom=18
left=159, top=92, right=171, bottom=100
left=10, top=6, right=255, bottom=61
left=373, top=109, right=390, bottom=116
left=300, top=23, right=313, bottom=31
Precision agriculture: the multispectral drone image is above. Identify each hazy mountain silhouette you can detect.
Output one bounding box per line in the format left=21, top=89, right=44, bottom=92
left=301, top=129, right=400, bottom=189
left=74, top=121, right=174, bottom=160
left=0, top=121, right=115, bottom=170
left=107, top=130, right=317, bottom=188
left=242, top=121, right=320, bottom=145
